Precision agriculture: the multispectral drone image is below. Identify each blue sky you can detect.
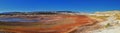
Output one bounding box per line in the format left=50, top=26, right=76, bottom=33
left=0, top=0, right=120, bottom=13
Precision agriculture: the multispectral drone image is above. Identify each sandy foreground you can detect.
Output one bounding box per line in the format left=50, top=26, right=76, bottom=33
left=88, top=16, right=120, bottom=33
left=91, top=25, right=120, bottom=33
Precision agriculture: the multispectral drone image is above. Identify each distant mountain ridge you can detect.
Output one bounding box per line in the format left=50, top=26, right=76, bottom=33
left=0, top=11, right=75, bottom=15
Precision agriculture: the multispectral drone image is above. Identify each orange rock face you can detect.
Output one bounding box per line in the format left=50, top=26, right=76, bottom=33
left=0, top=15, right=97, bottom=33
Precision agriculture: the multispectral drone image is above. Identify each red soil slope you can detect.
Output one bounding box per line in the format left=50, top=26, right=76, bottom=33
left=1, top=15, right=97, bottom=33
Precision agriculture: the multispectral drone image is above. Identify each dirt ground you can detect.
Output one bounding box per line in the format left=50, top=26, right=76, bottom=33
left=0, top=14, right=99, bottom=33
